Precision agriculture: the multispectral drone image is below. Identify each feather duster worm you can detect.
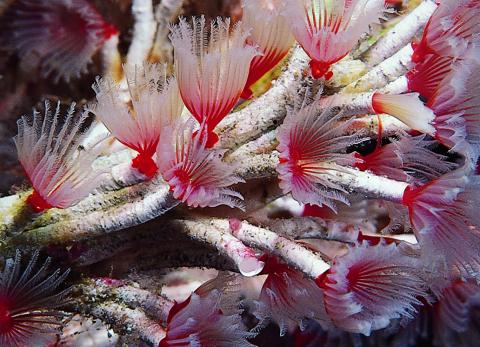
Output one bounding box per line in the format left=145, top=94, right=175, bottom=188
left=2, top=0, right=118, bottom=83
left=402, top=165, right=480, bottom=280
left=411, top=0, right=480, bottom=63
left=330, top=91, right=435, bottom=138
left=355, top=134, right=455, bottom=183
left=159, top=273, right=254, bottom=347
left=371, top=93, right=436, bottom=135
left=240, top=0, right=295, bottom=99
left=256, top=256, right=331, bottom=336
left=427, top=55, right=480, bottom=161
left=402, top=165, right=480, bottom=279
left=156, top=120, right=245, bottom=209
left=0, top=250, right=70, bottom=347
left=276, top=92, right=363, bottom=212
left=284, top=0, right=385, bottom=79
left=406, top=53, right=456, bottom=102
left=92, top=63, right=183, bottom=178
left=407, top=41, right=479, bottom=103
left=371, top=51, right=480, bottom=159
left=169, top=17, right=258, bottom=147
left=385, top=279, right=480, bottom=347
left=318, top=241, right=428, bottom=336
left=14, top=101, right=108, bottom=213
left=433, top=279, right=480, bottom=347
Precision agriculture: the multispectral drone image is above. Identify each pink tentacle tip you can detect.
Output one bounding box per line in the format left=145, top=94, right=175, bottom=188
left=26, top=190, right=53, bottom=213
left=131, top=153, right=158, bottom=179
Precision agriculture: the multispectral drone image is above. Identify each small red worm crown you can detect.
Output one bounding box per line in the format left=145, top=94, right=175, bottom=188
left=256, top=256, right=332, bottom=335
left=319, top=241, right=428, bottom=335
left=156, top=120, right=245, bottom=209
left=14, top=101, right=108, bottom=213
left=240, top=0, right=295, bottom=99
left=2, top=0, right=118, bottom=83
left=411, top=0, right=480, bottom=63
left=169, top=16, right=259, bottom=147
left=276, top=91, right=362, bottom=212
left=91, top=63, right=184, bottom=179
left=0, top=250, right=70, bottom=347
left=159, top=273, right=254, bottom=347
left=402, top=165, right=480, bottom=280
left=284, top=0, right=386, bottom=79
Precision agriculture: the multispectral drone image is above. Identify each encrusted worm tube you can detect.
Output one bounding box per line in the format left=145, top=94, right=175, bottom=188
left=210, top=219, right=331, bottom=279
left=182, top=219, right=265, bottom=277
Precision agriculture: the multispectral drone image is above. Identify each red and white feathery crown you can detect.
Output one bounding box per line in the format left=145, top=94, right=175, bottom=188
left=14, top=101, right=109, bottom=212
left=169, top=16, right=259, bottom=147
left=284, top=0, right=385, bottom=79
left=240, top=0, right=295, bottom=99
left=156, top=119, right=245, bottom=209
left=3, top=0, right=118, bottom=83
left=0, top=250, right=70, bottom=347
left=92, top=63, right=184, bottom=178
left=276, top=90, right=364, bottom=212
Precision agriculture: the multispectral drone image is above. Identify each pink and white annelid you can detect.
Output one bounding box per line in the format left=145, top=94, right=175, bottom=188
left=256, top=256, right=331, bottom=336
left=0, top=250, right=70, bottom=347
left=411, top=0, right=480, bottom=63
left=319, top=241, right=428, bottom=336
left=240, top=0, right=295, bottom=99
left=92, top=63, right=184, bottom=178
left=276, top=92, right=364, bottom=212
left=402, top=164, right=480, bottom=280
left=169, top=16, right=258, bottom=147
left=3, top=0, right=118, bottom=83
left=284, top=0, right=385, bottom=79
left=156, top=120, right=245, bottom=209
left=406, top=53, right=456, bottom=102
left=159, top=273, right=254, bottom=347
left=427, top=53, right=480, bottom=161
left=14, top=101, right=108, bottom=212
